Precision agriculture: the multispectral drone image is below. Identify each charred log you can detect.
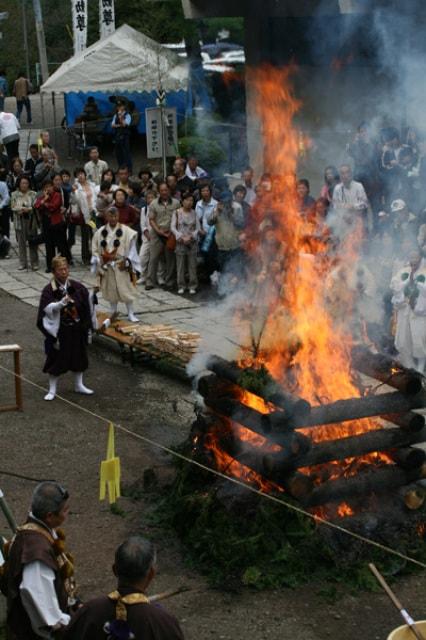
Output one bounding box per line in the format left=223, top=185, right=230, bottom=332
left=204, top=396, right=311, bottom=454
left=203, top=425, right=314, bottom=498
left=263, top=427, right=426, bottom=472
left=288, top=391, right=426, bottom=429
left=303, top=465, right=424, bottom=508
left=205, top=355, right=311, bottom=418
left=383, top=412, right=425, bottom=432
left=390, top=447, right=426, bottom=470
left=198, top=373, right=297, bottom=437
left=351, top=346, right=424, bottom=395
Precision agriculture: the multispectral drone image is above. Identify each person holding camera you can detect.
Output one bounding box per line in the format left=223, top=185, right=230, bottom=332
left=34, top=179, right=71, bottom=272
left=37, top=255, right=95, bottom=400
left=70, top=167, right=97, bottom=265
left=34, top=148, right=59, bottom=190
left=11, top=174, right=38, bottom=270
left=111, top=102, right=132, bottom=173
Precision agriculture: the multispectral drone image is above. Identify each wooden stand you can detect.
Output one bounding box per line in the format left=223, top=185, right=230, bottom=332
left=0, top=344, right=23, bottom=412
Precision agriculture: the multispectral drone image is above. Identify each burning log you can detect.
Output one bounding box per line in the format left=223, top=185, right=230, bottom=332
left=198, top=373, right=294, bottom=433
left=304, top=465, right=425, bottom=508
left=200, top=420, right=314, bottom=499
left=383, top=412, right=425, bottom=432
left=202, top=395, right=310, bottom=454
left=263, top=427, right=426, bottom=471
left=288, top=390, right=426, bottom=429
left=205, top=355, right=311, bottom=418
left=390, top=447, right=426, bottom=470
left=352, top=346, right=424, bottom=395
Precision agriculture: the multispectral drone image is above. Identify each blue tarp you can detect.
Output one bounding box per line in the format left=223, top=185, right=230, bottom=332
left=64, top=90, right=190, bottom=133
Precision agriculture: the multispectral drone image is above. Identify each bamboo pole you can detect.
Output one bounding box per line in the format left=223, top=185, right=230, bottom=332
left=368, top=563, right=426, bottom=640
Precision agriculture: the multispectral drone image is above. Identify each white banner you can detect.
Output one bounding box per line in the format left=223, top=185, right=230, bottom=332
left=72, top=0, right=87, bottom=54
left=99, top=0, right=115, bottom=39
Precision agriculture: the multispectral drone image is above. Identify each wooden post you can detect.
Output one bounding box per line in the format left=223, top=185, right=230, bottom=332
left=0, top=344, right=23, bottom=412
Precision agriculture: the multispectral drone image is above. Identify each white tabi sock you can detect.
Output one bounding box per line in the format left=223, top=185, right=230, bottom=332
left=109, top=302, right=118, bottom=315
left=44, top=375, right=58, bottom=401
left=126, top=302, right=139, bottom=323
left=74, top=372, right=94, bottom=395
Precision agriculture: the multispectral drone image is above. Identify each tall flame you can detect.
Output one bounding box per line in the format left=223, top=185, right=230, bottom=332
left=204, top=65, right=390, bottom=507
left=247, top=65, right=382, bottom=443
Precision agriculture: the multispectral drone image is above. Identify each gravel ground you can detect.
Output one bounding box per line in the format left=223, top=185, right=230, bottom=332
left=1, top=289, right=426, bottom=640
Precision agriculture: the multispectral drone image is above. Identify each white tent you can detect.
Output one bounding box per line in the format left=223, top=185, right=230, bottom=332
left=41, top=24, right=189, bottom=95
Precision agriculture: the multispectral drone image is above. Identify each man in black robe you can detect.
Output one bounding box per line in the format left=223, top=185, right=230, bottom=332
left=37, top=255, right=95, bottom=400
left=64, top=536, right=185, bottom=640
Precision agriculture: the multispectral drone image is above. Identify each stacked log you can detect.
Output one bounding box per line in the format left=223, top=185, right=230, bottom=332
left=206, top=355, right=311, bottom=419
left=118, top=324, right=200, bottom=364
left=196, top=352, right=426, bottom=513
left=287, top=391, right=426, bottom=429
left=351, top=346, right=424, bottom=395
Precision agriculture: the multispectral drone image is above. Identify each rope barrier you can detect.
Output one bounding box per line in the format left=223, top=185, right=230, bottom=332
left=0, top=361, right=425, bottom=570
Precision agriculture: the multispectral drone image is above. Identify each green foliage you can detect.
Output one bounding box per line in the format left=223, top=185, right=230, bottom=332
left=158, top=454, right=426, bottom=594
left=238, top=365, right=274, bottom=396
left=178, top=135, right=226, bottom=171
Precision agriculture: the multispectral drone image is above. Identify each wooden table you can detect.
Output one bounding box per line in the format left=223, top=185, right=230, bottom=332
left=0, top=344, right=23, bottom=412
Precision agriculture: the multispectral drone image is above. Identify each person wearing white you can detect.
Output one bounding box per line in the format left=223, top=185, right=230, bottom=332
left=0, top=110, right=20, bottom=159
left=195, top=184, right=217, bottom=234
left=84, top=147, right=108, bottom=186
left=185, top=156, right=207, bottom=181
left=138, top=190, right=165, bottom=285
left=6, top=482, right=73, bottom=640
left=171, top=192, right=200, bottom=294
left=242, top=167, right=257, bottom=206
left=92, top=207, right=141, bottom=322
left=391, top=251, right=426, bottom=372
left=332, top=164, right=372, bottom=232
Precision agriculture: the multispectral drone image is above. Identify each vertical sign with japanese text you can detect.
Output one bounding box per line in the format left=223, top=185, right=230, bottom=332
left=72, top=0, right=87, bottom=54
left=99, top=0, right=115, bottom=39
left=145, top=107, right=178, bottom=159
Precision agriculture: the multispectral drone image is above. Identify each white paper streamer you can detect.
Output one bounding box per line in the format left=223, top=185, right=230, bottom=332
left=72, top=0, right=88, bottom=54
left=99, top=0, right=115, bottom=39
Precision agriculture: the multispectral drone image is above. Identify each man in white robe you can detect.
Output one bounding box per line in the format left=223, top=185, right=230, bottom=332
left=391, top=250, right=426, bottom=372
left=92, top=207, right=141, bottom=322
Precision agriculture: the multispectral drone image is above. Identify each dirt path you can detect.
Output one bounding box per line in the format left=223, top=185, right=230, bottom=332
left=0, top=289, right=425, bottom=640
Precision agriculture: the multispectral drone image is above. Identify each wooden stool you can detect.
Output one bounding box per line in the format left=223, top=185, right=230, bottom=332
left=0, top=344, right=23, bottom=412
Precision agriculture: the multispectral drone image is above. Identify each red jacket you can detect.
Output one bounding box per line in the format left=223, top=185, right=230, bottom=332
left=35, top=190, right=64, bottom=226
left=117, top=203, right=138, bottom=226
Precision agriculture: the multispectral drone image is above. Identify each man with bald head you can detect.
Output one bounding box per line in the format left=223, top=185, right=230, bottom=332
left=64, top=536, right=184, bottom=640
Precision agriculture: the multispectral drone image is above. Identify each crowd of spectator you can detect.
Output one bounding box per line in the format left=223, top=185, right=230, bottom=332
left=1, top=120, right=426, bottom=367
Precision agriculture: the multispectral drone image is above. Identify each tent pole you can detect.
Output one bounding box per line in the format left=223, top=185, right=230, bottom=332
left=52, top=92, right=57, bottom=150
left=40, top=93, right=46, bottom=129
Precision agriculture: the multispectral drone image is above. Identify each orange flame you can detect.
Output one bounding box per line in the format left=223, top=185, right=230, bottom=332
left=337, top=502, right=355, bottom=518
